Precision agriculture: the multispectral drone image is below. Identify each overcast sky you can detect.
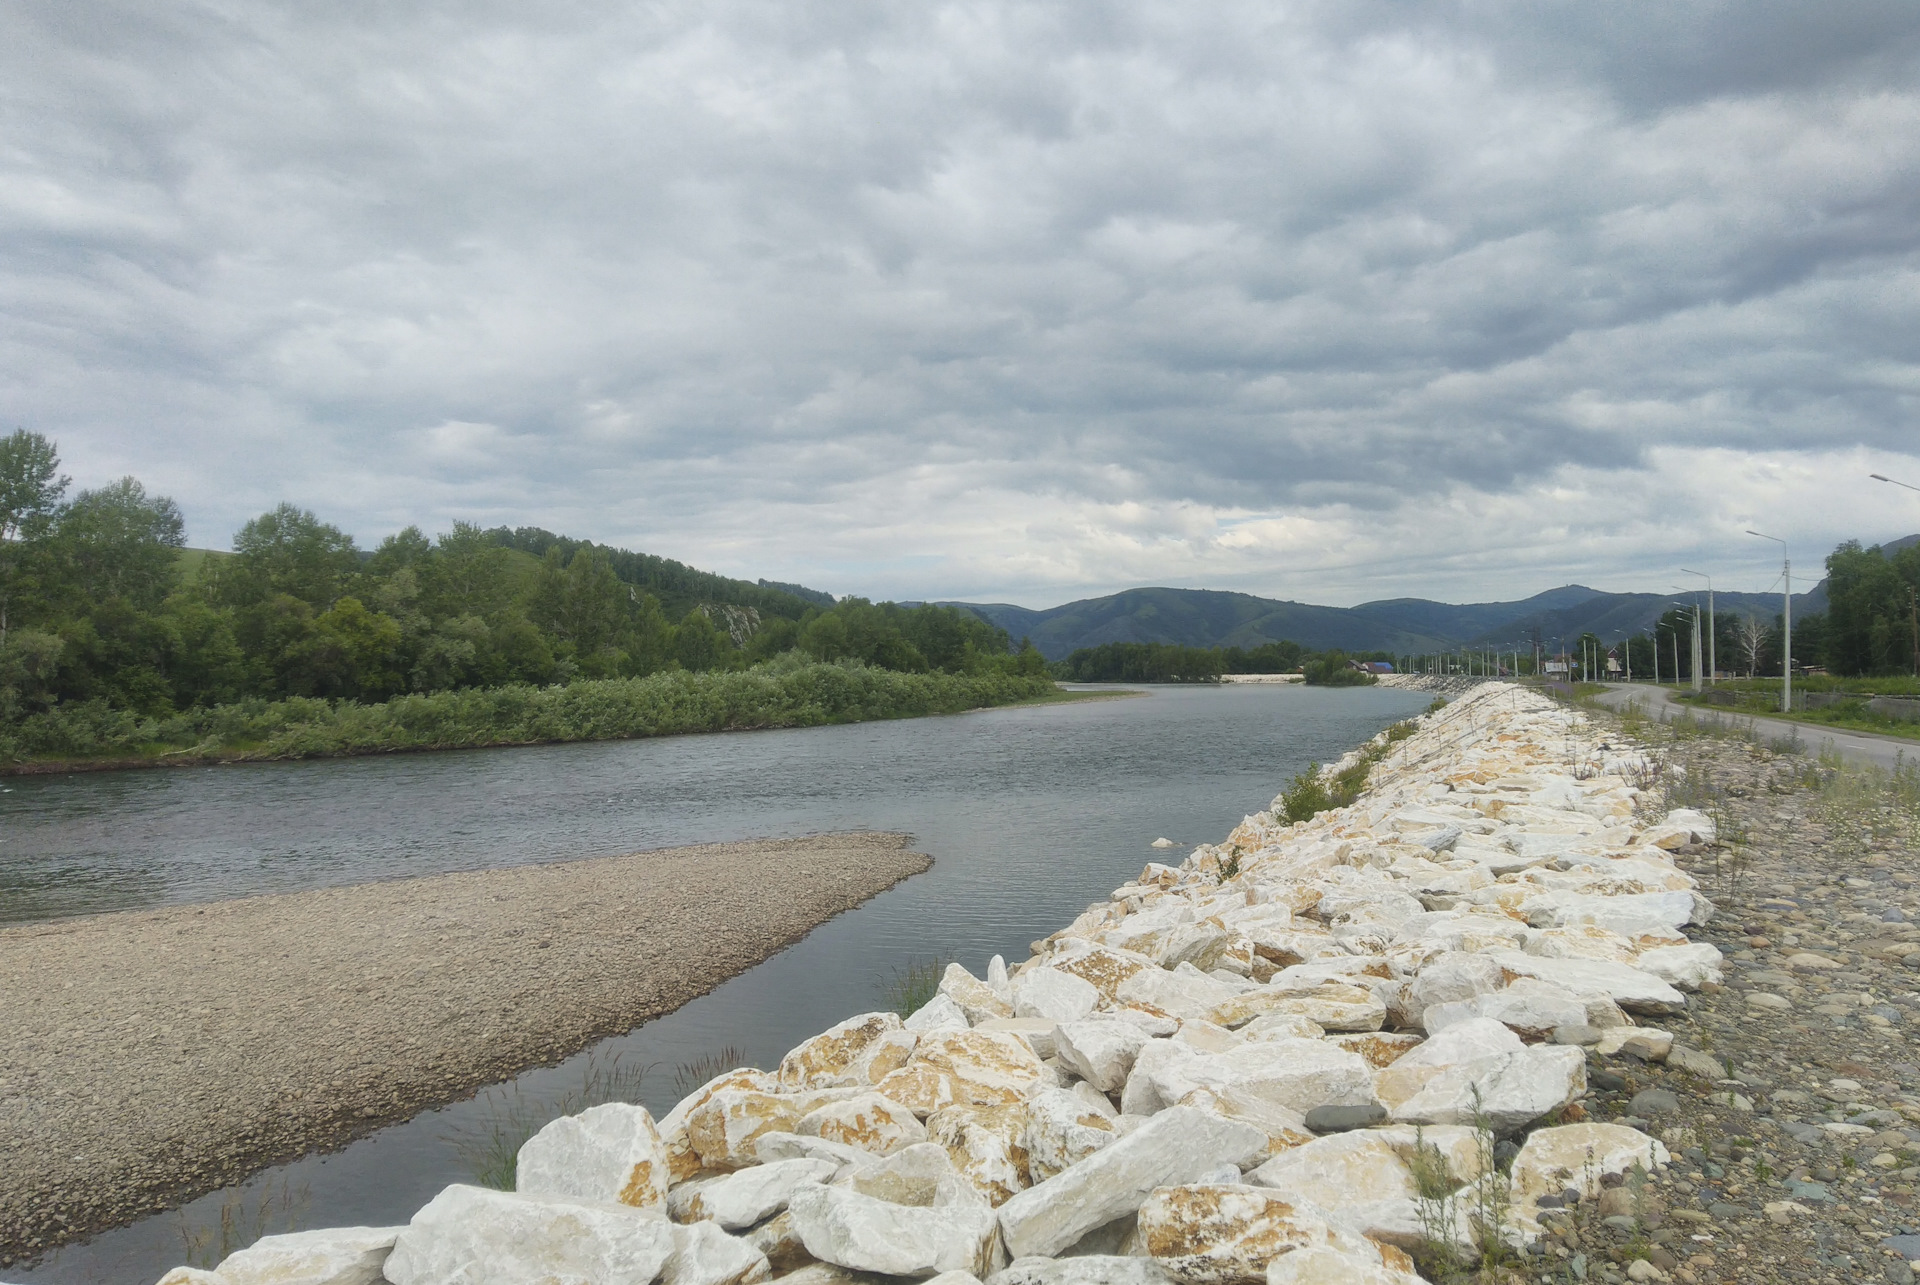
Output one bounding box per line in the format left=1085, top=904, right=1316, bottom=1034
left=6, top=1, right=1919, bottom=607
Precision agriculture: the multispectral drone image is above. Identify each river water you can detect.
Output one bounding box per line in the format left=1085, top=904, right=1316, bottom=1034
left=5, top=682, right=1428, bottom=1284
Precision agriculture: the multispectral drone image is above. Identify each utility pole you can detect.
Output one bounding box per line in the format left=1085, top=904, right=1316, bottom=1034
left=1750, top=531, right=1792, bottom=712
left=1683, top=569, right=1715, bottom=684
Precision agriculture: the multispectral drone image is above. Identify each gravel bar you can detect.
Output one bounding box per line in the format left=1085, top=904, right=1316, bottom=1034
left=0, top=831, right=930, bottom=1263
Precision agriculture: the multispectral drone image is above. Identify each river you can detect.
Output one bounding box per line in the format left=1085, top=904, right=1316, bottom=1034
left=3, top=681, right=1429, bottom=1284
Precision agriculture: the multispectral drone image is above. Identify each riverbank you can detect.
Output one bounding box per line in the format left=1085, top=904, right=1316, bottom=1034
left=154, top=682, right=1755, bottom=1285
left=0, top=663, right=1063, bottom=776
left=0, top=832, right=930, bottom=1265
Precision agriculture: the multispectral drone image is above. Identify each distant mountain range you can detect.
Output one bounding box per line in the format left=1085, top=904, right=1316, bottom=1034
left=942, top=541, right=1920, bottom=660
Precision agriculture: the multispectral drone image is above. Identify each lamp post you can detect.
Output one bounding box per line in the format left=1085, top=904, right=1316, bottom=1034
left=1682, top=569, right=1714, bottom=685
left=1747, top=531, right=1791, bottom=713
left=1672, top=591, right=1702, bottom=693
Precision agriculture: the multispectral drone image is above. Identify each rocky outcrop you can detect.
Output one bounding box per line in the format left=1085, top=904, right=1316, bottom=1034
left=160, top=683, right=1697, bottom=1285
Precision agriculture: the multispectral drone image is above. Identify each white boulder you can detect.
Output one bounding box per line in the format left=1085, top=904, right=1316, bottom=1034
left=663, top=1221, right=772, bottom=1285
left=1055, top=1020, right=1151, bottom=1093
left=215, top=1225, right=400, bottom=1285
left=1011, top=967, right=1101, bottom=1024
left=785, top=1181, right=998, bottom=1277
left=995, top=1105, right=1266, bottom=1259
left=515, top=1102, right=672, bottom=1211
left=908, top=994, right=975, bottom=1035
left=383, top=1185, right=678, bottom=1285
left=667, top=1158, right=839, bottom=1230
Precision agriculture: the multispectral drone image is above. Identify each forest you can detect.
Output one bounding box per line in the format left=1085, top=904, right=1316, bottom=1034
left=1054, top=639, right=1388, bottom=684
left=0, top=431, right=1051, bottom=763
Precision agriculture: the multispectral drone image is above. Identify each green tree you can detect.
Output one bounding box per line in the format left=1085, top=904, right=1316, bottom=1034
left=228, top=504, right=359, bottom=609
left=283, top=597, right=404, bottom=699
left=0, top=430, right=69, bottom=646
left=51, top=477, right=186, bottom=610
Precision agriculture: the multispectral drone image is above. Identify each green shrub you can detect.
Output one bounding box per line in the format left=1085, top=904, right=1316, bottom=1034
left=0, top=661, right=1057, bottom=766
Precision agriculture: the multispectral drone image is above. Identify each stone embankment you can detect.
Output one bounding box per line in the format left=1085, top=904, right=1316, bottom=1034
left=149, top=684, right=1723, bottom=1285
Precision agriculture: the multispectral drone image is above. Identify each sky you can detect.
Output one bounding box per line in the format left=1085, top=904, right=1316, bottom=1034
left=5, top=1, right=1920, bottom=609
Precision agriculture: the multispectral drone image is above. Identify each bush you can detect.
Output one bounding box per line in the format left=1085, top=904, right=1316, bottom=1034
left=0, top=661, right=1058, bottom=766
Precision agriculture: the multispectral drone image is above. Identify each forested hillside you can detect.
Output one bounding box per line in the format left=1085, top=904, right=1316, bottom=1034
left=0, top=431, right=1046, bottom=760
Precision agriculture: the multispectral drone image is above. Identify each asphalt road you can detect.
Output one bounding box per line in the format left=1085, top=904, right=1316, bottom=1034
left=1593, top=682, right=1919, bottom=771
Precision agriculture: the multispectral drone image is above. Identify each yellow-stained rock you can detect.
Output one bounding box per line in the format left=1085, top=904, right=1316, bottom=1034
left=777, top=1012, right=918, bottom=1091
left=797, top=1091, right=928, bottom=1155
left=1327, top=1032, right=1424, bottom=1069
left=927, top=1102, right=1032, bottom=1205
left=877, top=1030, right=1046, bottom=1117
left=1136, top=1184, right=1390, bottom=1285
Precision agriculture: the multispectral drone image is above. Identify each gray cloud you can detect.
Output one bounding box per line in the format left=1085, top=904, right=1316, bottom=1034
left=3, top=0, right=1918, bottom=605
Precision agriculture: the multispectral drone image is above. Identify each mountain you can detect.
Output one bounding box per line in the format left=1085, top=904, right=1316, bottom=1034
left=948, top=562, right=1878, bottom=662
left=948, top=585, right=1645, bottom=660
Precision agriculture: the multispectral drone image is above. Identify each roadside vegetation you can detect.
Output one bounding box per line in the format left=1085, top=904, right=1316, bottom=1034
left=0, top=430, right=1052, bottom=767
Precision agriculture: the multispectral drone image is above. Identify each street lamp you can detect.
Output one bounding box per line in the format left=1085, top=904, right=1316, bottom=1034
left=1747, top=530, right=1791, bottom=713
left=1871, top=473, right=1920, bottom=494
left=1681, top=569, right=1714, bottom=685
left=1671, top=598, right=1701, bottom=693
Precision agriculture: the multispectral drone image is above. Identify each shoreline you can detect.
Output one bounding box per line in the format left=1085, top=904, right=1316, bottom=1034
left=0, top=684, right=1126, bottom=779
left=0, top=832, right=931, bottom=1264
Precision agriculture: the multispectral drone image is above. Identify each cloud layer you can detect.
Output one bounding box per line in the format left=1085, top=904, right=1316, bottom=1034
left=5, top=0, right=1919, bottom=605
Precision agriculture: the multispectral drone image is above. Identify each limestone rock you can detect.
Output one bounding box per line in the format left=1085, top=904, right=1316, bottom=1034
left=1437, top=979, right=1589, bottom=1041
left=975, top=1018, right=1062, bottom=1060
left=1025, top=1086, right=1120, bottom=1181
left=153, top=1271, right=222, bottom=1285
left=943, top=963, right=1017, bottom=1025
left=687, top=1086, right=811, bottom=1171
left=383, top=1185, right=678, bottom=1285
left=1048, top=944, right=1158, bottom=1004
left=1486, top=951, right=1686, bottom=1015
left=1264, top=1246, right=1427, bottom=1285
left=1214, top=982, right=1385, bottom=1033
left=754, top=1131, right=870, bottom=1171
left=662, top=1071, right=775, bottom=1183
left=995, top=1106, right=1267, bottom=1259
left=1404, top=952, right=1507, bottom=1026
left=1238, top=1013, right=1327, bottom=1044
left=1508, top=1123, right=1670, bottom=1237
left=1134, top=1185, right=1389, bottom=1285
left=215, top=1225, right=400, bottom=1285
left=1634, top=943, right=1724, bottom=990
left=668, top=1158, right=840, bottom=1230
left=1390, top=1044, right=1586, bottom=1131
left=1325, top=1033, right=1423, bottom=1068
left=798, top=1092, right=928, bottom=1154
left=1247, top=1134, right=1422, bottom=1245
left=1117, top=964, right=1247, bottom=1021
left=837, top=1140, right=984, bottom=1208
left=786, top=1181, right=999, bottom=1277
left=739, top=1210, right=810, bottom=1274
left=989, top=1256, right=1173, bottom=1285
left=664, top=1220, right=773, bottom=1285
left=779, top=1013, right=919, bottom=1091
left=930, top=1103, right=1033, bottom=1205
left=878, top=1030, right=1047, bottom=1116
left=1593, top=1027, right=1673, bottom=1061
left=1012, top=967, right=1101, bottom=1024
left=908, top=994, right=975, bottom=1035
left=1055, top=1020, right=1151, bottom=1093
left=1177, top=1087, right=1313, bottom=1165
left=516, top=1102, right=672, bottom=1211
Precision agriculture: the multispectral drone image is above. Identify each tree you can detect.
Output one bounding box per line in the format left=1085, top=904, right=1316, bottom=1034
left=0, top=430, right=69, bottom=647
left=229, top=504, right=359, bottom=609
left=51, top=477, right=186, bottom=610
left=1733, top=614, right=1766, bottom=678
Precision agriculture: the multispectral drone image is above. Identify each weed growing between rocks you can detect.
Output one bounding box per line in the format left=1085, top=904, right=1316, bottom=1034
left=177, top=1179, right=307, bottom=1269
left=881, top=958, right=951, bottom=1019
left=447, top=1052, right=649, bottom=1190
left=671, top=1047, right=753, bottom=1102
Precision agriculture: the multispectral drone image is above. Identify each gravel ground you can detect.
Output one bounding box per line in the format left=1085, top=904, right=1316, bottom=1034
left=1510, top=712, right=1920, bottom=1285
left=0, top=831, right=929, bottom=1266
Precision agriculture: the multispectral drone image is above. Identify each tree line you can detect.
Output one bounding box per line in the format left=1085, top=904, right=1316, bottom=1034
left=1054, top=640, right=1390, bottom=684
left=0, top=430, right=1044, bottom=731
